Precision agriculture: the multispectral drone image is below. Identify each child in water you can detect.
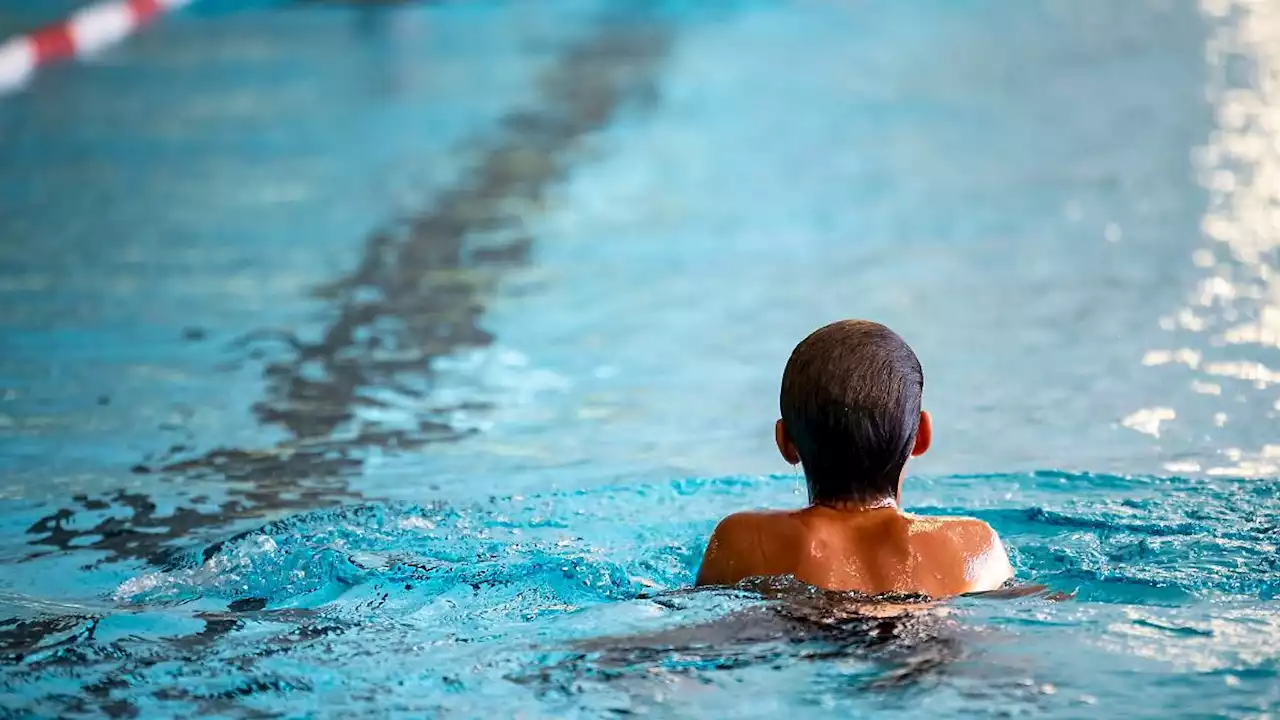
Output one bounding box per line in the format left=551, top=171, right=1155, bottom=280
left=697, top=320, right=1013, bottom=597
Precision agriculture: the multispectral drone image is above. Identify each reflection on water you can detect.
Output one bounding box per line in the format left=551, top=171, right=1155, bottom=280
left=516, top=580, right=969, bottom=716
left=1137, top=0, right=1280, bottom=476
left=2, top=0, right=1280, bottom=717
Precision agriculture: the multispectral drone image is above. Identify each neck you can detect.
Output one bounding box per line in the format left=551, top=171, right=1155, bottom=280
left=810, top=496, right=899, bottom=512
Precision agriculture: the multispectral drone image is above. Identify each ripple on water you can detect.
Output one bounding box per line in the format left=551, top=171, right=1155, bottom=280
left=3, top=472, right=1278, bottom=717
left=112, top=471, right=1280, bottom=615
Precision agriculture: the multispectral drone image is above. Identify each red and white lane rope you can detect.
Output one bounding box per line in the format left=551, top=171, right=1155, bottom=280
left=0, top=0, right=194, bottom=96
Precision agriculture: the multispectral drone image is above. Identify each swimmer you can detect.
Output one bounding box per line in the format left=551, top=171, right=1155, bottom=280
left=697, top=320, right=1014, bottom=597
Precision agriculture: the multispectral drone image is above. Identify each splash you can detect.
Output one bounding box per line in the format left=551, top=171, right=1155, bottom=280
left=3, top=471, right=1278, bottom=718
left=112, top=471, right=1280, bottom=616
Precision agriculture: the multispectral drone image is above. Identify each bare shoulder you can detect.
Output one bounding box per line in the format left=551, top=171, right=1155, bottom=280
left=696, top=510, right=804, bottom=587
left=906, top=513, right=990, bottom=536
left=908, top=514, right=1014, bottom=592
left=909, top=514, right=994, bottom=537
left=908, top=514, right=1006, bottom=556
left=713, top=509, right=797, bottom=531
left=706, top=510, right=805, bottom=550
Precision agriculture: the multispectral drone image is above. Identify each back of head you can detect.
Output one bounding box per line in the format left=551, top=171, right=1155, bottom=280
left=780, top=320, right=924, bottom=502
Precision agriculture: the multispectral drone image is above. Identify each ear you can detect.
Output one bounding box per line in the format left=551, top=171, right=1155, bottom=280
left=775, top=419, right=801, bottom=465
left=911, top=411, right=932, bottom=457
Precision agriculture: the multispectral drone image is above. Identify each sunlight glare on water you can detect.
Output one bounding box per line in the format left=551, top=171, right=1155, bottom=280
left=1139, top=0, right=1280, bottom=477
left=0, top=0, right=1278, bottom=717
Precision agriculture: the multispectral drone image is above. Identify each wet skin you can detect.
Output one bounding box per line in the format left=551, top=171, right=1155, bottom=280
left=696, top=502, right=1014, bottom=597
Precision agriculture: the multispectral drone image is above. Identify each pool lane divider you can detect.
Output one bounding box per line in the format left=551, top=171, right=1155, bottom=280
left=0, top=0, right=194, bottom=96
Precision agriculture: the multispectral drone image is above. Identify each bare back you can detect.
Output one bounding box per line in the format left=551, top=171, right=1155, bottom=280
left=695, top=506, right=1013, bottom=597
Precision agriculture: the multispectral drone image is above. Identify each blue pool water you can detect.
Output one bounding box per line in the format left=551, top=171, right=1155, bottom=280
left=1, top=0, right=1279, bottom=716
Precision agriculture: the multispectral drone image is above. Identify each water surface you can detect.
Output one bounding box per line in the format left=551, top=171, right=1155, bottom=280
left=1, top=0, right=1278, bottom=716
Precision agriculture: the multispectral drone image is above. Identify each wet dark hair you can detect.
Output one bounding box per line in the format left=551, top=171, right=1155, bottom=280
left=780, top=320, right=924, bottom=502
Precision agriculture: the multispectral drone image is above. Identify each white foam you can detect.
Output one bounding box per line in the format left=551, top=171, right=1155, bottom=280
left=398, top=516, right=437, bottom=531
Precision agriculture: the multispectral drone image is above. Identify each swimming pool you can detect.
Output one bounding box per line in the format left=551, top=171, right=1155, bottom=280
left=1, top=0, right=1278, bottom=716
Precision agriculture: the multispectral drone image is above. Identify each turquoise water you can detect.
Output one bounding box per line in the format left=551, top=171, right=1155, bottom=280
left=5, top=472, right=1280, bottom=716
left=2, top=0, right=1279, bottom=717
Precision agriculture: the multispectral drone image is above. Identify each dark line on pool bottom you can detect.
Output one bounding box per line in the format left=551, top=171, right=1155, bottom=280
left=21, top=8, right=673, bottom=572
left=6, top=11, right=675, bottom=717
